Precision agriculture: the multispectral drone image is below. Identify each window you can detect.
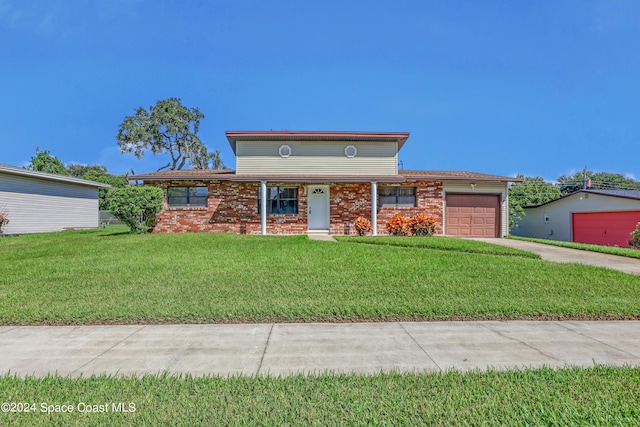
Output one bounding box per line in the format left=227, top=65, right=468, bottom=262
left=167, top=186, right=208, bottom=207
left=378, top=187, right=416, bottom=207
left=279, top=144, right=292, bottom=158
left=258, top=186, right=298, bottom=214
left=344, top=145, right=357, bottom=158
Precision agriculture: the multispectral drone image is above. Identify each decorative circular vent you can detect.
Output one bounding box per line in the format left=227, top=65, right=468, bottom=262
left=279, top=144, right=292, bottom=158
left=344, top=145, right=357, bottom=158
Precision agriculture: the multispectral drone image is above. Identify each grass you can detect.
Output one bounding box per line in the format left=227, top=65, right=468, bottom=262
left=0, top=366, right=638, bottom=426
left=335, top=235, right=541, bottom=258
left=1, top=229, right=639, bottom=324
left=509, top=235, right=640, bottom=259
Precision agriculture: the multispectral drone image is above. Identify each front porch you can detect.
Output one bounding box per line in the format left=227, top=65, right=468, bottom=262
left=149, top=179, right=444, bottom=235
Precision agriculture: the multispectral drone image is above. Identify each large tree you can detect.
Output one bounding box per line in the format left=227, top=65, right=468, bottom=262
left=509, top=175, right=561, bottom=230
left=66, top=163, right=107, bottom=178
left=28, top=150, right=69, bottom=175
left=67, top=163, right=130, bottom=210
left=116, top=98, right=224, bottom=171
left=556, top=170, right=640, bottom=196
left=189, top=147, right=226, bottom=170
left=82, top=169, right=129, bottom=210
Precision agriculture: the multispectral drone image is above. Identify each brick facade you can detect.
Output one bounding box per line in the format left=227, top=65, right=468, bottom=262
left=146, top=180, right=443, bottom=235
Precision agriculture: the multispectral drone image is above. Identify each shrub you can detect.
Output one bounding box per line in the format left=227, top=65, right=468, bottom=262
left=386, top=213, right=412, bottom=236
left=107, top=186, right=164, bottom=234
left=354, top=217, right=373, bottom=236
left=629, top=222, right=640, bottom=249
left=411, top=213, right=437, bottom=236
left=0, top=207, right=9, bottom=231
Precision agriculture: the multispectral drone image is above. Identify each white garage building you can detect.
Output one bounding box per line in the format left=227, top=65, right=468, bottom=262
left=0, top=164, right=110, bottom=235
left=512, top=189, right=640, bottom=247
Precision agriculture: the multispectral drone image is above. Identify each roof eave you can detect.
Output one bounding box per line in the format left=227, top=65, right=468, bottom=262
left=0, top=164, right=111, bottom=188
left=400, top=172, right=521, bottom=182
left=130, top=172, right=406, bottom=183
left=522, top=189, right=640, bottom=209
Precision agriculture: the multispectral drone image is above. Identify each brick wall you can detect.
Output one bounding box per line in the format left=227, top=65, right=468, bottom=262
left=145, top=180, right=443, bottom=235
left=378, top=180, right=444, bottom=235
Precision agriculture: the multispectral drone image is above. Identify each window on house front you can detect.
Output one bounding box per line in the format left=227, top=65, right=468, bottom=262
left=167, top=186, right=208, bottom=207
left=258, top=186, right=298, bottom=214
left=378, top=186, right=416, bottom=207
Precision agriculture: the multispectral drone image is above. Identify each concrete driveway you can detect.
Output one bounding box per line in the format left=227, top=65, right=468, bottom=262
left=472, top=238, right=640, bottom=275
left=0, top=321, right=638, bottom=378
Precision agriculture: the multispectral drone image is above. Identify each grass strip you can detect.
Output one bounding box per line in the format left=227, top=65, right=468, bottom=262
left=335, top=235, right=540, bottom=258
left=1, top=230, right=638, bottom=324
left=509, top=235, right=640, bottom=259
left=0, top=366, right=638, bottom=426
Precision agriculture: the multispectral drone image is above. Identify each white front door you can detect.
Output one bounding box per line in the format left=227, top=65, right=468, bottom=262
left=307, top=186, right=330, bottom=230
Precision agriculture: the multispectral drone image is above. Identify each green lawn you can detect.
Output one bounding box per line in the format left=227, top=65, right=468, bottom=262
left=1, top=229, right=638, bottom=324
left=1, top=366, right=638, bottom=426
left=509, top=235, right=640, bottom=259
left=335, top=235, right=541, bottom=257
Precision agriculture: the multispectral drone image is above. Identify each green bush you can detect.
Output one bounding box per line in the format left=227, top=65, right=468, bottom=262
left=107, top=186, right=164, bottom=234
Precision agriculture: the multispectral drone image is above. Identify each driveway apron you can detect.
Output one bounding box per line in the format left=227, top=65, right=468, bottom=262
left=470, top=238, right=640, bottom=275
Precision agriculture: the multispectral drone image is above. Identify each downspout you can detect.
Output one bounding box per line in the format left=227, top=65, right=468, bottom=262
left=371, top=181, right=377, bottom=236
left=260, top=180, right=267, bottom=235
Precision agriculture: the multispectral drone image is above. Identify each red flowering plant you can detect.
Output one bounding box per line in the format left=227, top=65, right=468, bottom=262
left=0, top=207, right=9, bottom=232
left=629, top=222, right=640, bottom=249
left=410, top=213, right=437, bottom=236
left=354, top=216, right=373, bottom=236
left=386, top=213, right=412, bottom=236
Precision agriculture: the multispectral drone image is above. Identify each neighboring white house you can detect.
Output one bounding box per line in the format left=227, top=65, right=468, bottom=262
left=0, top=164, right=111, bottom=234
left=512, top=189, right=640, bottom=247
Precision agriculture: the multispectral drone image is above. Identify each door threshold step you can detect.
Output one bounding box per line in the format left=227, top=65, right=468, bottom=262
left=307, top=230, right=330, bottom=235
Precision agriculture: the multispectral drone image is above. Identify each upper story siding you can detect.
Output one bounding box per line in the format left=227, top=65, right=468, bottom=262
left=235, top=140, right=399, bottom=176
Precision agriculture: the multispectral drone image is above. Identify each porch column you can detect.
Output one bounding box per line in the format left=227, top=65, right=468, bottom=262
left=371, top=181, right=378, bottom=236
left=260, top=180, right=267, bottom=235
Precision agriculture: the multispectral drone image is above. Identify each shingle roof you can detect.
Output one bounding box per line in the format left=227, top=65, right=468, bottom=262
left=399, top=170, right=521, bottom=182
left=582, top=189, right=640, bottom=200
left=129, top=169, right=520, bottom=183
left=129, top=169, right=235, bottom=181
left=128, top=169, right=406, bottom=183
left=523, top=189, right=640, bottom=208
left=0, top=164, right=111, bottom=188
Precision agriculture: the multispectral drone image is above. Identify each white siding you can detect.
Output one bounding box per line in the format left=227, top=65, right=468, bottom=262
left=442, top=181, right=509, bottom=237
left=0, top=173, right=100, bottom=234
left=236, top=140, right=398, bottom=175
left=512, top=193, right=640, bottom=242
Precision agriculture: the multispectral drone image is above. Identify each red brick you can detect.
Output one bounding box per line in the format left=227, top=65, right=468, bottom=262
left=145, top=180, right=443, bottom=235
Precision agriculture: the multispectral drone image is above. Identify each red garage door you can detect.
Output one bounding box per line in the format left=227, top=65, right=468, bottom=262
left=572, top=211, right=640, bottom=247
left=446, top=194, right=500, bottom=237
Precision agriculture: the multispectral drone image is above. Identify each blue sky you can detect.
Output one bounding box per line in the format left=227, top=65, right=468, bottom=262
left=1, top=0, right=639, bottom=181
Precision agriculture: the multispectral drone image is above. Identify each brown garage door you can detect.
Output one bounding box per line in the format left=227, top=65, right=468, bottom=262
left=446, top=194, right=500, bottom=237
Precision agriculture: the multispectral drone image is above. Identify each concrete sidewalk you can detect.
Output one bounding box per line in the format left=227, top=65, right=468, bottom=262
left=1, top=321, right=638, bottom=378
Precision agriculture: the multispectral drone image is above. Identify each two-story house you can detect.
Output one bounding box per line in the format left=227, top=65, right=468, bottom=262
left=129, top=131, right=519, bottom=236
